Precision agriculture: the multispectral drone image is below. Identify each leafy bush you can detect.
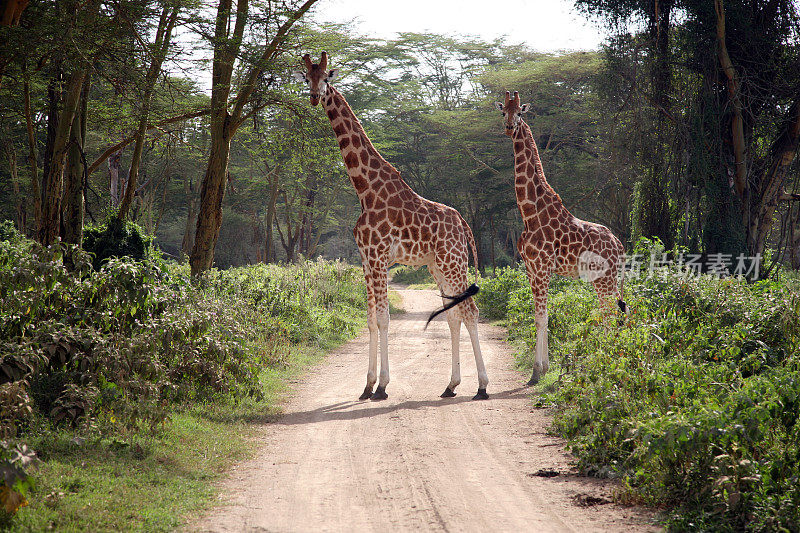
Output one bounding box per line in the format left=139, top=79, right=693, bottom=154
left=389, top=265, right=434, bottom=285
left=82, top=218, right=154, bottom=270
left=476, top=263, right=800, bottom=531
left=0, top=234, right=367, bottom=520
left=0, top=220, right=20, bottom=243
left=474, top=265, right=527, bottom=320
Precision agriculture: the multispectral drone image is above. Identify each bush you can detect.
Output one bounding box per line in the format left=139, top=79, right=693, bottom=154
left=0, top=234, right=366, bottom=447
left=477, top=263, right=800, bottom=531
left=0, top=220, right=20, bottom=242
left=83, top=218, right=154, bottom=270
left=389, top=265, right=434, bottom=285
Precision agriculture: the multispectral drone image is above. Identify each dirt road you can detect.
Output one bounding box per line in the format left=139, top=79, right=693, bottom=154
left=197, top=288, right=659, bottom=533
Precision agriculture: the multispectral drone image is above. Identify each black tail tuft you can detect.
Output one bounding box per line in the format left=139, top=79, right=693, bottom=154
left=617, top=299, right=627, bottom=313
left=425, top=283, right=480, bottom=329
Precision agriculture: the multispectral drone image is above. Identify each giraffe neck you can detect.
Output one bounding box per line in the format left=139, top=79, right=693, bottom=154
left=322, top=86, right=407, bottom=199
left=512, top=120, right=564, bottom=227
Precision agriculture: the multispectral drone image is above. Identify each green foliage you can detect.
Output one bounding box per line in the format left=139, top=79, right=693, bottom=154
left=0, top=442, right=37, bottom=519
left=478, top=264, right=800, bottom=530
left=0, top=220, right=20, bottom=243
left=82, top=218, right=155, bottom=271
left=389, top=265, right=434, bottom=285
left=0, top=233, right=366, bottom=526
left=474, top=265, right=527, bottom=320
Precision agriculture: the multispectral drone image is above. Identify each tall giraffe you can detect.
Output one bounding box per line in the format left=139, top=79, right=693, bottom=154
left=497, top=91, right=626, bottom=386
left=295, top=52, right=489, bottom=401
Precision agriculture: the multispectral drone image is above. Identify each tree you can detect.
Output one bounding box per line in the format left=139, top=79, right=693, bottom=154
left=189, top=0, right=318, bottom=276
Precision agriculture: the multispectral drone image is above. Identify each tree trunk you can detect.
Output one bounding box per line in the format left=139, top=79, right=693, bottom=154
left=635, top=0, right=673, bottom=249
left=24, top=75, right=41, bottom=234
left=1, top=135, right=25, bottom=232
left=791, top=205, right=800, bottom=270
left=41, top=68, right=60, bottom=218
left=117, top=6, right=179, bottom=220
left=191, top=133, right=232, bottom=273
left=189, top=0, right=318, bottom=276
left=62, top=74, right=89, bottom=245
left=181, top=175, right=197, bottom=260
left=489, top=214, right=496, bottom=273
left=750, top=99, right=800, bottom=256
left=715, top=0, right=748, bottom=204
left=108, top=149, right=123, bottom=206
left=40, top=70, right=85, bottom=246
left=264, top=169, right=280, bottom=262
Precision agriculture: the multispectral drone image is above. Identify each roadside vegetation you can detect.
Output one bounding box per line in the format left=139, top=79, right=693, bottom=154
left=0, top=223, right=366, bottom=531
left=476, top=244, right=800, bottom=532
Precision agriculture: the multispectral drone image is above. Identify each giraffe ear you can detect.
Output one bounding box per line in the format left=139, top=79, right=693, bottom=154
left=326, top=69, right=338, bottom=82
left=520, top=103, right=531, bottom=113
left=495, top=102, right=504, bottom=111
left=292, top=70, right=306, bottom=82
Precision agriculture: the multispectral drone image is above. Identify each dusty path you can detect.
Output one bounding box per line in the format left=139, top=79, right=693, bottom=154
left=197, top=288, right=659, bottom=533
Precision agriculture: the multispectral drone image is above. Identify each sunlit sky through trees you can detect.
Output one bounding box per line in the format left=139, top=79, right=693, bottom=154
left=314, top=0, right=606, bottom=51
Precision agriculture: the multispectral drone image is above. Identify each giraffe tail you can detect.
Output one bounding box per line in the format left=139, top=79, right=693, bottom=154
left=425, top=283, right=480, bottom=329
left=424, top=215, right=481, bottom=329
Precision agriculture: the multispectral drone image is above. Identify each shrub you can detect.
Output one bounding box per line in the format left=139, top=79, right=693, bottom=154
left=1, top=235, right=366, bottom=439
left=477, top=262, right=800, bottom=531
left=83, top=218, right=154, bottom=270
left=389, top=265, right=434, bottom=285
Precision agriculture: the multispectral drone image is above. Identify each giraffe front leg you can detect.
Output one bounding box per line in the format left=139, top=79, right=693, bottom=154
left=370, top=267, right=390, bottom=401
left=528, top=310, right=549, bottom=386
left=526, top=267, right=550, bottom=386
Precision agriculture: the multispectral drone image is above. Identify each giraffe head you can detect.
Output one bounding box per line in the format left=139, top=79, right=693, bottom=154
left=495, top=91, right=530, bottom=136
left=293, top=51, right=338, bottom=106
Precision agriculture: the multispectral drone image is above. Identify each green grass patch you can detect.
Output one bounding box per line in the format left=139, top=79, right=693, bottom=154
left=388, top=290, right=405, bottom=314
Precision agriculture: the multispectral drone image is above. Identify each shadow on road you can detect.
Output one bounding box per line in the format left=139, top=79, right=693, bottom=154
left=275, top=386, right=533, bottom=426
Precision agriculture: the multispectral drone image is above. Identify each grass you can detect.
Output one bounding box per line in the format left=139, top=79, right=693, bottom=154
left=388, top=289, right=405, bottom=314
left=7, top=329, right=361, bottom=533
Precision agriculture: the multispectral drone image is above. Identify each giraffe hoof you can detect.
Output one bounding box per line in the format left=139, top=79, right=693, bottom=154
left=472, top=388, right=489, bottom=401
left=527, top=373, right=540, bottom=387
left=370, top=386, right=388, bottom=401
left=359, top=386, right=374, bottom=401
left=440, top=388, right=456, bottom=398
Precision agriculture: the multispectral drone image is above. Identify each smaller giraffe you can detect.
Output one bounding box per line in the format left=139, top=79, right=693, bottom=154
left=497, top=91, right=627, bottom=386
left=294, top=52, right=488, bottom=400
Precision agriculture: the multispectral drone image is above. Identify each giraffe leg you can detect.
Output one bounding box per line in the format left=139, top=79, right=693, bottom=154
left=529, top=308, right=549, bottom=386
left=359, top=273, right=378, bottom=400
left=441, top=311, right=461, bottom=397
left=525, top=262, right=551, bottom=386
left=371, top=266, right=390, bottom=401
left=429, top=262, right=465, bottom=398
left=464, top=312, right=489, bottom=400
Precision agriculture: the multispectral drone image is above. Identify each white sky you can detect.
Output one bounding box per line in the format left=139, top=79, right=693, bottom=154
left=311, top=0, right=607, bottom=52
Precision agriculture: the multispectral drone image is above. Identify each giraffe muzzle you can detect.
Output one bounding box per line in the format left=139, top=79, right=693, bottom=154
left=310, top=94, right=321, bottom=106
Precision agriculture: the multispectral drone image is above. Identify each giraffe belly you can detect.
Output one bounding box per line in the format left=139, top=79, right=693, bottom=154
left=388, top=236, right=432, bottom=267
left=556, top=259, right=580, bottom=279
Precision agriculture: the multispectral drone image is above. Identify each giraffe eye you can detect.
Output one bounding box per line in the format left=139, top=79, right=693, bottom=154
left=502, top=112, right=506, bottom=116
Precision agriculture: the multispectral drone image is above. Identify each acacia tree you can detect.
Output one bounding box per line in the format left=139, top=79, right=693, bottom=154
left=188, top=0, right=318, bottom=276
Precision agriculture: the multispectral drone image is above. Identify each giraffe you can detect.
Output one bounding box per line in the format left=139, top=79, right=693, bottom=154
left=294, top=52, right=489, bottom=401
left=496, top=91, right=627, bottom=386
